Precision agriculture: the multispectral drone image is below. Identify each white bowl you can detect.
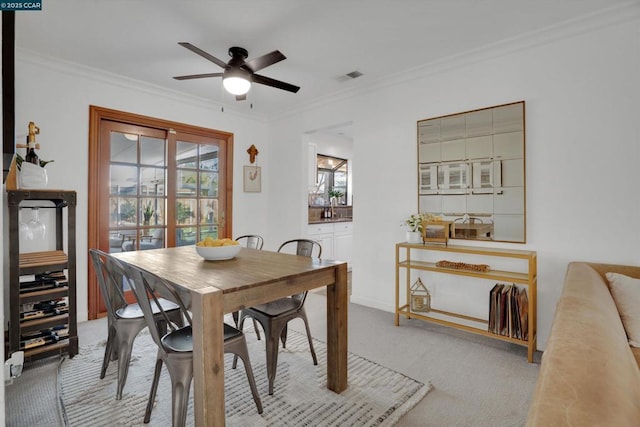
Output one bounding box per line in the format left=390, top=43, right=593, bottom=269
left=195, top=244, right=241, bottom=260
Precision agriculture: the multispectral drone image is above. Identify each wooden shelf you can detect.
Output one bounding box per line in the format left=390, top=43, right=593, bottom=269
left=397, top=260, right=532, bottom=284
left=20, top=286, right=70, bottom=304
left=20, top=314, right=69, bottom=333
left=19, top=250, right=68, bottom=269
left=395, top=242, right=537, bottom=363
left=24, top=339, right=70, bottom=359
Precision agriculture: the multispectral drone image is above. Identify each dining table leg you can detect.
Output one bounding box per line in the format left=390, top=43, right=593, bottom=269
left=326, top=262, right=349, bottom=393
left=191, top=286, right=225, bottom=426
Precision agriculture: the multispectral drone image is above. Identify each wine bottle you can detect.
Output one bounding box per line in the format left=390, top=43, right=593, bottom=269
left=25, top=135, right=39, bottom=165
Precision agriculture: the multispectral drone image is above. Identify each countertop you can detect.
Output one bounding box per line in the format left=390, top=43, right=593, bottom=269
left=308, top=218, right=353, bottom=224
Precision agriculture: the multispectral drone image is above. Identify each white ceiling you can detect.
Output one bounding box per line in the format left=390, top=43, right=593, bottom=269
left=13, top=0, right=633, bottom=118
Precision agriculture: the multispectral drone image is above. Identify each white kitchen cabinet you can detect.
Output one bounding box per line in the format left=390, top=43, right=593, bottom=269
left=307, top=221, right=353, bottom=266
left=307, top=223, right=334, bottom=260
left=333, top=222, right=353, bottom=265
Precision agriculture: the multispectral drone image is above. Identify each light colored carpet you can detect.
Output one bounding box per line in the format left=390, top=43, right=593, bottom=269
left=58, top=325, right=431, bottom=426
left=5, top=358, right=63, bottom=427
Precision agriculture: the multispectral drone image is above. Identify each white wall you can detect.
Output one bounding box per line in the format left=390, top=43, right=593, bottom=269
left=4, top=53, right=271, bottom=323
left=269, top=8, right=640, bottom=350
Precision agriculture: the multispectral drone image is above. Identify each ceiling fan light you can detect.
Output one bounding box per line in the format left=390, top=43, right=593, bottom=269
left=223, top=76, right=251, bottom=95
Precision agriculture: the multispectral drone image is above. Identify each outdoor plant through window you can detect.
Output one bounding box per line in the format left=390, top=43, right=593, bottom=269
left=317, top=154, right=347, bottom=205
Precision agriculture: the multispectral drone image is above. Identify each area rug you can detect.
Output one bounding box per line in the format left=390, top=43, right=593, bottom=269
left=58, top=325, right=431, bottom=426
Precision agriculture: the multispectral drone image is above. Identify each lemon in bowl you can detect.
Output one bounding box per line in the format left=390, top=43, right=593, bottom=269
left=195, top=237, right=241, bottom=260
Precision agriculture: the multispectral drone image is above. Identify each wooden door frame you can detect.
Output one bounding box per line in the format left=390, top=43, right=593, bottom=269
left=87, top=105, right=234, bottom=319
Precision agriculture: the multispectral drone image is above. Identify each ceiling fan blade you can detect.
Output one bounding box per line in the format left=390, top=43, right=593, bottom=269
left=173, top=72, right=223, bottom=80
left=178, top=42, right=227, bottom=69
left=252, top=74, right=300, bottom=93
left=244, top=50, right=286, bottom=72
left=235, top=94, right=247, bottom=101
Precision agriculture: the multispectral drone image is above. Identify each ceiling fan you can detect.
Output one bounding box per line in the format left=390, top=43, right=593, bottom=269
left=173, top=42, right=300, bottom=101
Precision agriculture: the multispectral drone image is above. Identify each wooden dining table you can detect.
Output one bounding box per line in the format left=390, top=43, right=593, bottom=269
left=112, top=245, right=349, bottom=426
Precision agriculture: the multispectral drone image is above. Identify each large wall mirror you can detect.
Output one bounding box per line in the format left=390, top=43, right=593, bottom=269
left=417, top=101, right=526, bottom=243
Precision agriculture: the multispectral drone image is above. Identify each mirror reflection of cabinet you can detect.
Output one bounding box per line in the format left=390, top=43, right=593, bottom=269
left=417, top=101, right=526, bottom=243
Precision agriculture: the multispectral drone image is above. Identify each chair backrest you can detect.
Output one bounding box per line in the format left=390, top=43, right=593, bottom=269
left=235, top=234, right=264, bottom=250
left=89, top=248, right=131, bottom=325
left=126, top=263, right=192, bottom=349
left=149, top=228, right=164, bottom=247
left=277, top=239, right=322, bottom=304
left=277, top=239, right=322, bottom=259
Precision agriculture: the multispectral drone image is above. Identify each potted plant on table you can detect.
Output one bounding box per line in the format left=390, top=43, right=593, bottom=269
left=403, top=213, right=425, bottom=244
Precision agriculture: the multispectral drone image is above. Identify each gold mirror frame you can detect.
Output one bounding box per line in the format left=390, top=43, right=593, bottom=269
left=417, top=101, right=525, bottom=243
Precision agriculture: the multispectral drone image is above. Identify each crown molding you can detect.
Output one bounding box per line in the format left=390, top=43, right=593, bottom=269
left=271, top=1, right=640, bottom=122
left=15, top=48, right=269, bottom=124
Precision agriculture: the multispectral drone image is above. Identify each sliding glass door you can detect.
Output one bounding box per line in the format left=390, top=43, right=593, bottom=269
left=88, top=106, right=234, bottom=318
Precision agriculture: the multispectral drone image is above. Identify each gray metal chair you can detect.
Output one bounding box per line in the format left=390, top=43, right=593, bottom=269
left=89, top=248, right=184, bottom=400
left=232, top=234, right=265, bottom=339
left=126, top=262, right=263, bottom=427
left=234, top=234, right=264, bottom=250
left=236, top=238, right=320, bottom=395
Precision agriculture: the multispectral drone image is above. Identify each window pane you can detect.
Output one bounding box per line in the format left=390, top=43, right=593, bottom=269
left=141, top=197, right=164, bottom=226
left=177, top=141, right=197, bottom=168
left=199, top=226, right=218, bottom=241
left=177, top=170, right=197, bottom=196
left=110, top=132, right=137, bottom=164
left=141, top=167, right=165, bottom=196
left=176, top=227, right=196, bottom=246
left=176, top=199, right=197, bottom=225
left=200, top=172, right=218, bottom=197
left=200, top=144, right=219, bottom=171
left=199, top=199, right=218, bottom=225
left=110, top=165, right=138, bottom=195
left=140, top=136, right=166, bottom=166
left=112, top=197, right=137, bottom=226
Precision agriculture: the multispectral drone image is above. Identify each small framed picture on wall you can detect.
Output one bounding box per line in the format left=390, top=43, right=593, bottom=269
left=243, top=166, right=261, bottom=192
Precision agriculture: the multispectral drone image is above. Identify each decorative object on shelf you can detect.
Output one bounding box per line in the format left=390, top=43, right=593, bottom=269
left=436, top=260, right=490, bottom=272
left=410, top=278, right=431, bottom=313
left=422, top=221, right=452, bottom=245
left=403, top=213, right=424, bottom=232
left=10, top=122, right=55, bottom=189
left=24, top=207, right=47, bottom=241
left=405, top=231, right=422, bottom=244
left=18, top=161, right=48, bottom=189
left=328, top=188, right=344, bottom=206
left=402, top=213, right=425, bottom=243
left=243, top=165, right=261, bottom=192
left=488, top=284, right=528, bottom=339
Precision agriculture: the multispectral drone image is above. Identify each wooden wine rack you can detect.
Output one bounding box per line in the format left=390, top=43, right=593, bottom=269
left=6, top=190, right=78, bottom=362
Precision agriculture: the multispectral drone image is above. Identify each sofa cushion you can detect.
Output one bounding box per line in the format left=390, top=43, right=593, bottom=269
left=606, top=272, right=640, bottom=347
